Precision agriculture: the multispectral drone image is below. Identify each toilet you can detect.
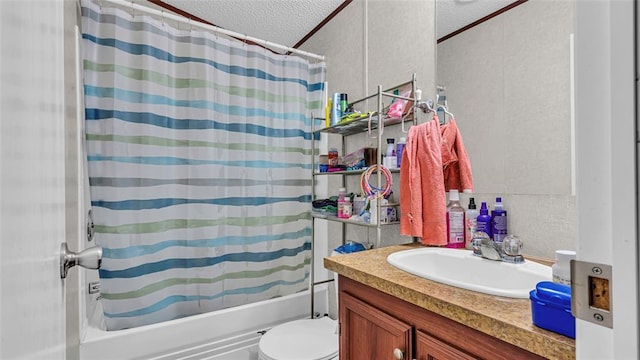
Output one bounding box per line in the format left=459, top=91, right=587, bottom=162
left=257, top=316, right=338, bottom=360
left=258, top=271, right=340, bottom=360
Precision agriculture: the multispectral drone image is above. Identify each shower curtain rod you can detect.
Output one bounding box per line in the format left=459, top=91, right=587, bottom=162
left=102, top=0, right=325, bottom=61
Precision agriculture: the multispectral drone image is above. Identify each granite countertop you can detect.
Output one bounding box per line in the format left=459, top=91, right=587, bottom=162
left=324, top=243, right=575, bottom=360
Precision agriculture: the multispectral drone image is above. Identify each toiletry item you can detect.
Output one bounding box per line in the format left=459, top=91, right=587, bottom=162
left=464, top=197, right=479, bottom=250
left=325, top=97, right=332, bottom=127
left=339, top=93, right=348, bottom=113
left=353, top=195, right=366, bottom=216
left=384, top=138, right=397, bottom=168
left=491, top=197, right=508, bottom=243
left=337, top=188, right=347, bottom=219
left=530, top=281, right=575, bottom=338
left=331, top=93, right=341, bottom=126
left=342, top=197, right=352, bottom=219
left=446, top=190, right=465, bottom=248
left=396, top=137, right=406, bottom=168
left=476, top=202, right=492, bottom=238
left=370, top=197, right=389, bottom=224
left=328, top=148, right=339, bottom=166
left=552, top=250, right=576, bottom=285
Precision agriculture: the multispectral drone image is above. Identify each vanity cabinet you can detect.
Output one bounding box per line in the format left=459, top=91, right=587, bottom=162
left=338, top=275, right=546, bottom=360
left=415, top=330, right=476, bottom=360
left=340, top=292, right=412, bottom=360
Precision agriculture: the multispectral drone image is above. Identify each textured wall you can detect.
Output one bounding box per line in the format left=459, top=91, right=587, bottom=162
left=437, top=0, right=576, bottom=258
left=300, top=0, right=437, bottom=318
left=300, top=0, right=437, bottom=254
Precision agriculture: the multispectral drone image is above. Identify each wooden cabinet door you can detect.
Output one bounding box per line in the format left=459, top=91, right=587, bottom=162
left=340, top=292, right=412, bottom=360
left=415, top=330, right=478, bottom=360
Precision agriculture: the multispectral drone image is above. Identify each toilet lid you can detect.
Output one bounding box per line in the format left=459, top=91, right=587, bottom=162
left=259, top=317, right=338, bottom=360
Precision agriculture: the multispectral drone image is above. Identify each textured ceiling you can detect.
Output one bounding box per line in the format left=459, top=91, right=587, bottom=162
left=159, top=0, right=519, bottom=49
left=162, top=0, right=345, bottom=50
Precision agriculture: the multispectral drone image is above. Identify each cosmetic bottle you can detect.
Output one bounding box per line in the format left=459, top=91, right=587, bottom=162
left=491, top=197, right=508, bottom=244
left=446, top=190, right=465, bottom=248
left=476, top=202, right=492, bottom=239
left=337, top=188, right=347, bottom=218
left=552, top=250, right=576, bottom=285
left=396, top=137, right=406, bottom=168
left=464, top=197, right=479, bottom=250
left=384, top=138, right=396, bottom=168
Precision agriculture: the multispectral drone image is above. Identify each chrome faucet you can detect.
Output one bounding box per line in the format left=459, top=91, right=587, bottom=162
left=472, top=233, right=525, bottom=264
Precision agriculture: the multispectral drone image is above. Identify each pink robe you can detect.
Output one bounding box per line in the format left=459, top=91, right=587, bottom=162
left=400, top=118, right=447, bottom=246
left=400, top=116, right=473, bottom=245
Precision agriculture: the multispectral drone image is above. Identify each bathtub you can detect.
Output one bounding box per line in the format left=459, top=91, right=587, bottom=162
left=80, top=285, right=329, bottom=360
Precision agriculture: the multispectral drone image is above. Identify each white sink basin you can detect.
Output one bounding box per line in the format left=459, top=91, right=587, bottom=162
left=386, top=248, right=552, bottom=298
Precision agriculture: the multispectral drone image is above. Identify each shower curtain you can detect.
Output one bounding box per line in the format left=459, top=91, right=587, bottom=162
left=81, top=0, right=325, bottom=330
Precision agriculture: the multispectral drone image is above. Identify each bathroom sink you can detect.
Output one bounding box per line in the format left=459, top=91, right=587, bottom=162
left=386, top=248, right=552, bottom=298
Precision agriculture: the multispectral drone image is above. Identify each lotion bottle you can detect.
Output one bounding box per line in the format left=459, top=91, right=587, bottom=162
left=491, top=197, right=508, bottom=244
left=446, top=190, right=465, bottom=248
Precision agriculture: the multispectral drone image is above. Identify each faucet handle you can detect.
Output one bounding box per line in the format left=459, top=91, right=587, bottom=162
left=471, top=232, right=490, bottom=254
left=502, top=235, right=523, bottom=256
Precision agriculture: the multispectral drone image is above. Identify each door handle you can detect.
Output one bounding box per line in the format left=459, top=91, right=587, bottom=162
left=60, top=242, right=102, bottom=279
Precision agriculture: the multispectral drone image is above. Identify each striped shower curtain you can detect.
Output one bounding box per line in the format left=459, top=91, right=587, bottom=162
left=81, top=0, right=325, bottom=330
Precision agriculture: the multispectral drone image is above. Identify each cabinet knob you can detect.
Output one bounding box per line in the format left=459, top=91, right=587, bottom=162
left=393, top=348, right=404, bottom=359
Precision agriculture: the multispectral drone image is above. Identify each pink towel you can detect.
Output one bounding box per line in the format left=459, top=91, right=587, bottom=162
left=400, top=117, right=447, bottom=246
left=440, top=118, right=473, bottom=192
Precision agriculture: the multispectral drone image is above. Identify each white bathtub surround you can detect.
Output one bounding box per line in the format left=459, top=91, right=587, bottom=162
left=81, top=285, right=328, bottom=360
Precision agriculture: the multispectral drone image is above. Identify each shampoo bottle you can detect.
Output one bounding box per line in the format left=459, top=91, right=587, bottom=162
left=385, top=138, right=397, bottom=168
left=446, top=190, right=465, bottom=248
left=396, top=137, right=406, bottom=168
left=464, top=197, right=479, bottom=250
left=331, top=92, right=342, bottom=126
left=476, top=202, right=492, bottom=239
left=491, top=197, right=508, bottom=244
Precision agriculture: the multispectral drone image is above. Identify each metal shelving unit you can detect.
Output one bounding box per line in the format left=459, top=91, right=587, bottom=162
left=307, top=74, right=421, bottom=317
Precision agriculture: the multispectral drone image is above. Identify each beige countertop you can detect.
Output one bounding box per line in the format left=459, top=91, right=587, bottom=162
left=324, top=243, right=575, bottom=360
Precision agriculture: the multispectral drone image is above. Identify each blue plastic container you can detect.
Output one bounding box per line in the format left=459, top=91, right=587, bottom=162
left=333, top=241, right=367, bottom=254
left=529, top=281, right=575, bottom=338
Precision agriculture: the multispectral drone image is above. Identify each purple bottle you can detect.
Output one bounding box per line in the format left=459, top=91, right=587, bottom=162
left=476, top=202, right=492, bottom=239
left=396, top=137, right=406, bottom=168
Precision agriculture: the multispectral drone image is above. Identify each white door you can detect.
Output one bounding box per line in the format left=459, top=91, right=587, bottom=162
left=575, top=0, right=639, bottom=359
left=1, top=1, right=82, bottom=359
